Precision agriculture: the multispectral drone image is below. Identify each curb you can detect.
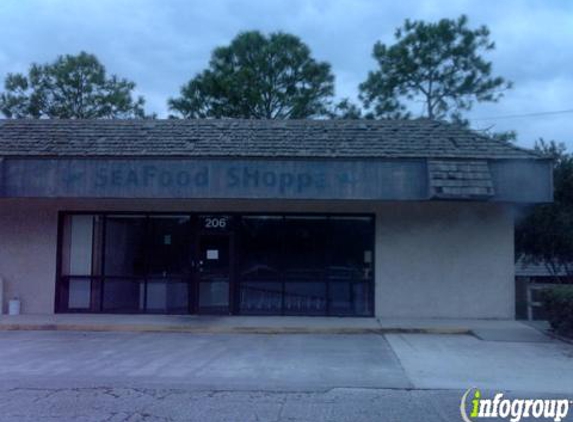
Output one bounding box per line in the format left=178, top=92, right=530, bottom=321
left=544, top=330, right=573, bottom=345
left=0, top=323, right=472, bottom=335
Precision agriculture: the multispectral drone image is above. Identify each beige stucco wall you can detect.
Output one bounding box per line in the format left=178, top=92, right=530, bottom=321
left=375, top=202, right=514, bottom=319
left=0, top=198, right=514, bottom=318
left=0, top=200, right=59, bottom=314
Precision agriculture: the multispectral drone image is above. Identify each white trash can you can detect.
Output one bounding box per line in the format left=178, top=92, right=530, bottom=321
left=8, top=298, right=20, bottom=316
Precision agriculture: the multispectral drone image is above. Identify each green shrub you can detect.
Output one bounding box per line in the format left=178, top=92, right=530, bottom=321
left=542, top=286, right=573, bottom=338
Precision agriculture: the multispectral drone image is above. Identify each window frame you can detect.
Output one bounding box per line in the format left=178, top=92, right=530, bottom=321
left=55, top=211, right=375, bottom=316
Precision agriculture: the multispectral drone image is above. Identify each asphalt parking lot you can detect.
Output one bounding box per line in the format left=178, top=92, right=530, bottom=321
left=0, top=331, right=571, bottom=421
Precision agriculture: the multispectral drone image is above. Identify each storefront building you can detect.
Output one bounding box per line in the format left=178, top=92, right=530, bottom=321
left=0, top=119, right=552, bottom=318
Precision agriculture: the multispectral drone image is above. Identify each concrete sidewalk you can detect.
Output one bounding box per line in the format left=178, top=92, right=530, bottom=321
left=0, top=330, right=569, bottom=395
left=0, top=332, right=411, bottom=391
left=0, top=314, right=552, bottom=341
left=386, top=333, right=573, bottom=394
left=0, top=330, right=570, bottom=422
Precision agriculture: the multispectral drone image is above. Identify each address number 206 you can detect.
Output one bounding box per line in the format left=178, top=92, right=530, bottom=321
left=204, top=217, right=228, bottom=229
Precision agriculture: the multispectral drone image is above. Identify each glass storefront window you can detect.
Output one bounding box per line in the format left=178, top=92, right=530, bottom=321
left=284, top=282, right=326, bottom=315
left=68, top=278, right=91, bottom=309
left=147, top=216, right=192, bottom=277
left=102, top=277, right=144, bottom=312
left=329, top=217, right=373, bottom=280
left=328, top=217, right=374, bottom=316
left=283, top=216, right=328, bottom=279
left=239, top=216, right=283, bottom=314
left=237, top=215, right=373, bottom=316
left=240, top=281, right=282, bottom=314
left=281, top=217, right=328, bottom=315
left=60, top=215, right=103, bottom=311
left=239, top=216, right=283, bottom=281
left=61, top=215, right=99, bottom=276
left=146, top=278, right=189, bottom=314
left=104, top=215, right=147, bottom=277
left=58, top=212, right=374, bottom=316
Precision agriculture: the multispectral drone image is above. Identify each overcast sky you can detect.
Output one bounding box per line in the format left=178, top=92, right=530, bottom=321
left=0, top=0, right=571, bottom=148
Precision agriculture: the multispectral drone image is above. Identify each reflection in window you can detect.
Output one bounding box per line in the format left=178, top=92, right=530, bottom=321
left=59, top=212, right=374, bottom=316
left=102, top=277, right=144, bottom=312
left=239, top=217, right=283, bottom=314
left=104, top=216, right=147, bottom=276
left=62, top=215, right=101, bottom=276
left=284, top=282, right=326, bottom=315
left=146, top=279, right=189, bottom=313
left=199, top=280, right=229, bottom=309
left=68, top=278, right=91, bottom=309
left=61, top=215, right=102, bottom=311
left=239, top=216, right=283, bottom=280
left=283, top=217, right=327, bottom=280
left=68, top=215, right=93, bottom=275
left=328, top=217, right=373, bottom=316
left=240, top=282, right=282, bottom=314
left=329, top=217, right=373, bottom=281
left=147, top=216, right=192, bottom=276
left=237, top=215, right=374, bottom=316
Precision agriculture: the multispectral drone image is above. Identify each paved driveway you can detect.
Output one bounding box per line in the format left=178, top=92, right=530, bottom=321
left=386, top=333, right=573, bottom=394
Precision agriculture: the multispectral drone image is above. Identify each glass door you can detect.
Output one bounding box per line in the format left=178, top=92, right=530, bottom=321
left=197, top=234, right=231, bottom=314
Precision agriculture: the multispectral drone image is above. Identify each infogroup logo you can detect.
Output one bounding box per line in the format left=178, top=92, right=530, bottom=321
left=460, top=388, right=571, bottom=422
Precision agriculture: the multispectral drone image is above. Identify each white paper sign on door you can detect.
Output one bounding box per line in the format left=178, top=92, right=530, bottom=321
left=206, top=249, right=219, bottom=260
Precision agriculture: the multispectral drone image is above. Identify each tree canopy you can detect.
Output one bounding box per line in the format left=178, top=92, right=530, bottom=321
left=516, top=140, right=573, bottom=277
left=168, top=31, right=335, bottom=119
left=0, top=52, right=146, bottom=119
left=359, top=15, right=511, bottom=121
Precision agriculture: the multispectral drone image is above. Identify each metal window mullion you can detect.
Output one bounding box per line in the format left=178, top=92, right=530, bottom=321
left=280, top=216, right=286, bottom=316
left=325, top=217, right=330, bottom=316
left=143, top=215, right=150, bottom=313
left=98, top=214, right=107, bottom=313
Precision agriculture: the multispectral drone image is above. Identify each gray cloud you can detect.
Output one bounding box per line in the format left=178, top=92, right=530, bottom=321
left=0, top=0, right=571, bottom=148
